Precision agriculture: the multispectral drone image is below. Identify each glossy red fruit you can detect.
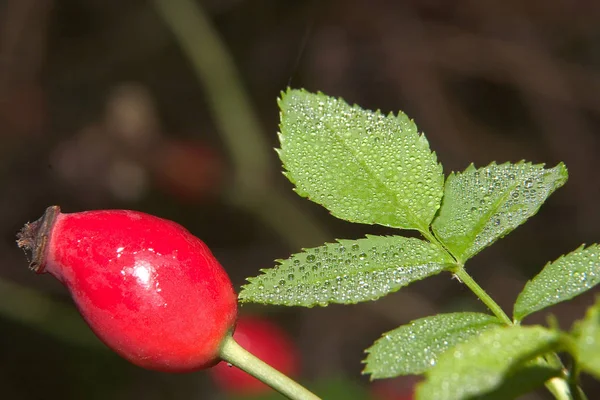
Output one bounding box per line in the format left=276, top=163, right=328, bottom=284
left=17, top=206, right=237, bottom=372
left=210, top=316, right=300, bottom=394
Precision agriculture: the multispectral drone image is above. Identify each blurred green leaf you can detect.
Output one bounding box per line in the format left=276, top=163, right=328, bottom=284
left=462, top=365, right=560, bottom=400
left=307, top=376, right=370, bottom=400
left=278, top=89, right=444, bottom=231
left=415, top=325, right=562, bottom=400
left=0, top=278, right=103, bottom=348
left=239, top=235, right=455, bottom=307
left=514, top=244, right=600, bottom=321
left=573, top=298, right=600, bottom=379
left=431, top=162, right=567, bottom=263
left=364, top=312, right=502, bottom=378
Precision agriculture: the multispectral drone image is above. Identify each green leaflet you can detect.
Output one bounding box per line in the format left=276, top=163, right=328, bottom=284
left=278, top=89, right=444, bottom=232
left=363, top=312, right=502, bottom=378
left=514, top=244, right=600, bottom=321
left=574, top=299, right=600, bottom=379
left=238, top=236, right=455, bottom=307
left=415, top=326, right=563, bottom=400
left=432, top=162, right=567, bottom=263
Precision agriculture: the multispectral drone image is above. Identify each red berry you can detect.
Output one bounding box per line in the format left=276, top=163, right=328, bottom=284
left=369, top=377, right=417, bottom=400
left=153, top=140, right=224, bottom=202
left=17, top=206, right=237, bottom=372
left=210, top=316, right=300, bottom=394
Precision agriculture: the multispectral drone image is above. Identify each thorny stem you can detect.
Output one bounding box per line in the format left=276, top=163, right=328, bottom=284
left=220, top=335, right=321, bottom=400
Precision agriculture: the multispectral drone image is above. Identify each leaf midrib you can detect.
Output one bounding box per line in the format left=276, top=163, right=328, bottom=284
left=365, top=313, right=502, bottom=376
left=243, top=238, right=454, bottom=305
left=460, top=166, right=540, bottom=261
left=322, top=110, right=434, bottom=231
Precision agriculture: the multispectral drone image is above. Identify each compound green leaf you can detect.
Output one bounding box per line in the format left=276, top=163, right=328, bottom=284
left=278, top=89, right=444, bottom=232
left=574, top=299, right=600, bottom=379
left=514, top=244, right=600, bottom=322
left=363, top=312, right=502, bottom=378
left=415, top=325, right=563, bottom=400
left=239, top=235, right=455, bottom=307
left=431, top=162, right=567, bottom=263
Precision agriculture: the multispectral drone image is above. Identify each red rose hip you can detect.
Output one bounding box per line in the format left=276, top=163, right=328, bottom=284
left=17, top=206, right=237, bottom=372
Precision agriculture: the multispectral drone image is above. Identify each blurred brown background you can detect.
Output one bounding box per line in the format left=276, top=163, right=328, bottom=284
left=1, top=0, right=599, bottom=399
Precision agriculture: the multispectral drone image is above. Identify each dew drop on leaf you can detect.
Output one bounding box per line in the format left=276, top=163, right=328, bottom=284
left=239, top=236, right=455, bottom=307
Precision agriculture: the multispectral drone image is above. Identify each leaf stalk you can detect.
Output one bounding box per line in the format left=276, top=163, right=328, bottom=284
left=220, top=335, right=321, bottom=400
left=453, top=266, right=512, bottom=325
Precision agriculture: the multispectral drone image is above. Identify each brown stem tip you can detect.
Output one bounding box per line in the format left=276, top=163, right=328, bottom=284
left=16, top=205, right=61, bottom=273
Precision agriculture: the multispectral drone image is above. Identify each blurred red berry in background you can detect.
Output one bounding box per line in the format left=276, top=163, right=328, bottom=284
left=369, top=376, right=418, bottom=400
left=210, top=316, right=300, bottom=395
left=0, top=85, right=46, bottom=137
left=153, top=139, right=224, bottom=202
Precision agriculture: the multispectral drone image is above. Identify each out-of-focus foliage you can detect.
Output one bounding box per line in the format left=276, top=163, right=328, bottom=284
left=2, top=0, right=600, bottom=398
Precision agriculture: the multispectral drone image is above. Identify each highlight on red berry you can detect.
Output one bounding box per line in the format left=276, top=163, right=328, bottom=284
left=17, top=205, right=238, bottom=373
left=210, top=315, right=300, bottom=395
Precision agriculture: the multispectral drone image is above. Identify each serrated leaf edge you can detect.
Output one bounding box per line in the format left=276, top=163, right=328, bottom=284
left=434, top=161, right=567, bottom=262
left=277, top=88, right=444, bottom=231
left=361, top=312, right=503, bottom=379
left=238, top=235, right=456, bottom=304
left=514, top=243, right=600, bottom=321
left=416, top=325, right=564, bottom=400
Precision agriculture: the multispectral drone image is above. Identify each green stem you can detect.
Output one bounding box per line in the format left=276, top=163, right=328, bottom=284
left=153, top=0, right=330, bottom=249
left=421, top=229, right=512, bottom=327
left=561, top=347, right=588, bottom=400
left=454, top=267, right=579, bottom=400
left=153, top=0, right=270, bottom=189
left=453, top=267, right=512, bottom=325
left=420, top=229, right=580, bottom=400
left=542, top=353, right=574, bottom=400
left=422, top=229, right=511, bottom=326
left=545, top=377, right=573, bottom=400
left=220, top=335, right=321, bottom=400
left=420, top=228, right=439, bottom=247
left=455, top=268, right=576, bottom=399
left=571, top=384, right=588, bottom=400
